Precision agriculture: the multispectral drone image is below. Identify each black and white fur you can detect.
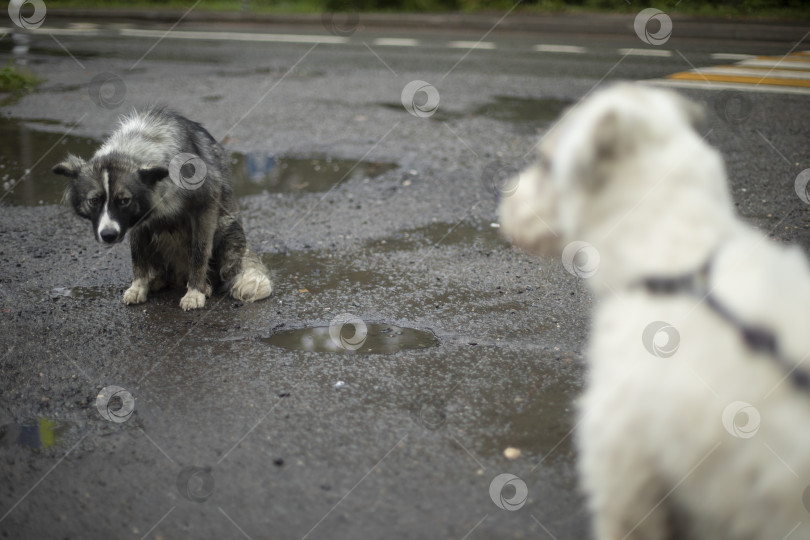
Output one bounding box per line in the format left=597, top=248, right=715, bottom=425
left=53, top=107, right=272, bottom=310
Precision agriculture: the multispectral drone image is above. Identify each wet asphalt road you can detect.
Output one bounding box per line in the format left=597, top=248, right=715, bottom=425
left=1, top=14, right=810, bottom=540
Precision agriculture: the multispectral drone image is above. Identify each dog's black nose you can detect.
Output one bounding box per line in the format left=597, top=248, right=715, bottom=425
left=99, top=229, right=119, bottom=243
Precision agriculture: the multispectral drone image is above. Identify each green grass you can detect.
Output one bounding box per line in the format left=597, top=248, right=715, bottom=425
left=0, top=63, right=40, bottom=93
left=510, top=0, right=810, bottom=17
left=49, top=0, right=322, bottom=14
left=44, top=0, right=810, bottom=17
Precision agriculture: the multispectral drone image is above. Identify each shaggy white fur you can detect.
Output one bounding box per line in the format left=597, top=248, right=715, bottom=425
left=229, top=249, right=273, bottom=302
left=123, top=277, right=149, bottom=305
left=500, top=83, right=810, bottom=539
left=231, top=267, right=273, bottom=303
left=179, top=288, right=206, bottom=311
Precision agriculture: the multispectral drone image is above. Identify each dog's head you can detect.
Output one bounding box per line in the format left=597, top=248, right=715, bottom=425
left=499, top=83, right=726, bottom=261
left=53, top=153, right=168, bottom=244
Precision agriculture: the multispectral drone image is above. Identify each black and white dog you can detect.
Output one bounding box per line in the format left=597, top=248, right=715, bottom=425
left=53, top=107, right=272, bottom=310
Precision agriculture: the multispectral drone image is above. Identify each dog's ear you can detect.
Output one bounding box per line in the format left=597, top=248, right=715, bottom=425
left=138, top=166, right=169, bottom=186
left=577, top=109, right=645, bottom=192
left=52, top=155, right=85, bottom=179
left=593, top=110, right=639, bottom=163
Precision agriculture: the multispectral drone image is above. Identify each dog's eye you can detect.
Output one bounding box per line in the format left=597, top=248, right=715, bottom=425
left=117, top=197, right=131, bottom=207
left=87, top=197, right=101, bottom=207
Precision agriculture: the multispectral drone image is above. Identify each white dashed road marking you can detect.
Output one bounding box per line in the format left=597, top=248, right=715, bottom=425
left=371, top=37, right=420, bottom=47
left=618, top=48, right=673, bottom=57
left=448, top=40, right=496, bottom=50
left=533, top=44, right=587, bottom=54
left=7, top=24, right=803, bottom=96
left=0, top=25, right=752, bottom=60
left=710, top=53, right=756, bottom=61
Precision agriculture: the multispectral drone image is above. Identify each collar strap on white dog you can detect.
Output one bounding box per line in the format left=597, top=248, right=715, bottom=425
left=640, top=264, right=810, bottom=391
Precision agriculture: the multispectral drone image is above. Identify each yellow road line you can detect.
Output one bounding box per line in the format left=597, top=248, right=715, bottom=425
left=696, top=67, right=810, bottom=79
left=668, top=72, right=810, bottom=87
left=734, top=62, right=810, bottom=72
left=647, top=79, right=810, bottom=95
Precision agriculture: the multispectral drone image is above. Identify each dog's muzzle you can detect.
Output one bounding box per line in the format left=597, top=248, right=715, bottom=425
left=97, top=227, right=125, bottom=245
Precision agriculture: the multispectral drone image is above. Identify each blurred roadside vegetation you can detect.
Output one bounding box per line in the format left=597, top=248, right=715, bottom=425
left=46, top=0, right=809, bottom=17
left=0, top=63, right=40, bottom=93
left=0, top=63, right=40, bottom=105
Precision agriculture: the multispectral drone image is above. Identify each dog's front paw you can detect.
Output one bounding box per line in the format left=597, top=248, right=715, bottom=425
left=179, top=289, right=206, bottom=311
left=231, top=268, right=273, bottom=302
left=123, top=280, right=149, bottom=305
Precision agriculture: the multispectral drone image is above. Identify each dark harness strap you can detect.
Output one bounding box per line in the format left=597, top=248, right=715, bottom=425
left=639, top=263, right=810, bottom=391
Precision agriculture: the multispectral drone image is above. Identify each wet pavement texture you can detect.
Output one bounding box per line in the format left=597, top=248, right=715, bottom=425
left=262, top=323, right=440, bottom=354
left=1, top=18, right=809, bottom=540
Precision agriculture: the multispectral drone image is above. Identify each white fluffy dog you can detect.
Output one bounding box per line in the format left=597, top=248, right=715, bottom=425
left=500, top=83, right=810, bottom=539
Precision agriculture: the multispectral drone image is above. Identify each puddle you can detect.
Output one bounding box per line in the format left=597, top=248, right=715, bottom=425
left=50, top=286, right=117, bottom=301
left=380, top=95, right=572, bottom=133
left=214, top=66, right=325, bottom=79
left=0, top=117, right=398, bottom=206
left=28, top=46, right=102, bottom=61
left=260, top=222, right=506, bottom=307
left=215, top=66, right=281, bottom=78
left=0, top=417, right=72, bottom=449
left=364, top=220, right=507, bottom=252
left=230, top=153, right=398, bottom=196
left=0, top=118, right=97, bottom=206
left=475, top=96, right=571, bottom=126
left=263, top=250, right=390, bottom=296
left=42, top=83, right=86, bottom=94
left=262, top=323, right=439, bottom=354
left=1, top=31, right=100, bottom=61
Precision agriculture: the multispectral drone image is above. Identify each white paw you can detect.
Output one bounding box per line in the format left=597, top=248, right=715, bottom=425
left=180, top=289, right=206, bottom=311
left=231, top=269, right=273, bottom=302
left=123, top=280, right=149, bottom=305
